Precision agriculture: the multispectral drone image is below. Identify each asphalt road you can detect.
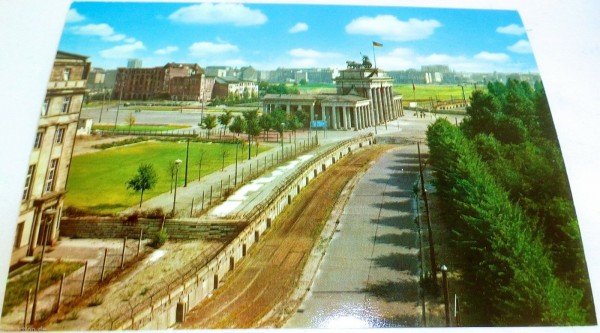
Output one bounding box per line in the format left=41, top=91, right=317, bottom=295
left=284, top=144, right=423, bottom=328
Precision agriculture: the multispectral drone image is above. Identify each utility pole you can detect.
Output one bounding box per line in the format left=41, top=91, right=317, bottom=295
left=418, top=142, right=437, bottom=286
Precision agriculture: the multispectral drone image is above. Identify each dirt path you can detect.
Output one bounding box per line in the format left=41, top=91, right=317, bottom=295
left=179, top=144, right=392, bottom=329
left=72, top=135, right=135, bottom=156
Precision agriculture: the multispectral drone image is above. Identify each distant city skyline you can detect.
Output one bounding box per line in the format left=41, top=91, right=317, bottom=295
left=59, top=2, right=538, bottom=73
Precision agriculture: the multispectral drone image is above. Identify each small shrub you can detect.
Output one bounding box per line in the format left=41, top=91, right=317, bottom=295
left=126, top=212, right=139, bottom=223
left=88, top=295, right=104, bottom=307
left=66, top=310, right=79, bottom=321
left=150, top=229, right=169, bottom=248
left=142, top=208, right=165, bottom=219
left=139, top=286, right=150, bottom=296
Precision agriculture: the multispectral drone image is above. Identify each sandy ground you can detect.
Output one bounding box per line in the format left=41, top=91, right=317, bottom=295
left=178, top=145, right=393, bottom=329
left=72, top=134, right=136, bottom=156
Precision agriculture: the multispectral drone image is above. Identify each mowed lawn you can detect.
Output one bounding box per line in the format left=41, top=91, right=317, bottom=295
left=393, top=84, right=479, bottom=101
left=65, top=140, right=270, bottom=214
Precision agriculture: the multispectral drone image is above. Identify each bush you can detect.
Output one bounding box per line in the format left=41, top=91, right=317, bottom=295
left=141, top=207, right=165, bottom=219
left=125, top=212, right=139, bottom=223
left=150, top=229, right=168, bottom=248
left=88, top=295, right=104, bottom=307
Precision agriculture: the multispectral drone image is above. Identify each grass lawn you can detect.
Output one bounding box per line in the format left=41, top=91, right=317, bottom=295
left=3, top=261, right=83, bottom=316
left=65, top=140, right=271, bottom=214
left=393, top=84, right=479, bottom=102
left=296, top=83, right=336, bottom=94
left=92, top=124, right=190, bottom=132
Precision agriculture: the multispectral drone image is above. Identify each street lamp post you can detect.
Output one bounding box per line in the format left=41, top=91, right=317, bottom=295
left=440, top=264, right=450, bottom=327
left=172, top=159, right=182, bottom=216
left=458, top=84, right=466, bottom=102
left=280, top=122, right=285, bottom=159
left=30, top=209, right=56, bottom=324
left=99, top=86, right=105, bottom=123
left=235, top=139, right=239, bottom=186
left=114, top=74, right=124, bottom=130
left=184, top=139, right=190, bottom=187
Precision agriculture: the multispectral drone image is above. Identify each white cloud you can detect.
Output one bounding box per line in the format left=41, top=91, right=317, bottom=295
left=497, top=24, right=526, bottom=35
left=103, top=34, right=126, bottom=42
left=189, top=41, right=239, bottom=57
left=346, top=15, right=441, bottom=41
left=71, top=23, right=137, bottom=43
left=100, top=41, right=145, bottom=59
left=508, top=40, right=532, bottom=54
left=375, top=47, right=527, bottom=73
left=169, top=3, right=267, bottom=26
left=155, top=46, right=179, bottom=55
left=289, top=22, right=308, bottom=33
left=474, top=51, right=510, bottom=62
left=72, top=23, right=114, bottom=38
left=287, top=48, right=343, bottom=68
left=66, top=9, right=85, bottom=23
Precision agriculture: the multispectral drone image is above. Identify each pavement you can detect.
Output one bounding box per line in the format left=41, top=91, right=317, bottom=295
left=284, top=144, right=424, bottom=328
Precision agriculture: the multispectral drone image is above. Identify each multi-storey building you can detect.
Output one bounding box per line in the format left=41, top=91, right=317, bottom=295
left=11, top=51, right=90, bottom=266
left=113, top=63, right=207, bottom=101
left=212, top=77, right=258, bottom=99
left=127, top=58, right=142, bottom=69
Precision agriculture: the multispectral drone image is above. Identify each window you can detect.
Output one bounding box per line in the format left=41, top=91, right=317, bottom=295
left=41, top=98, right=49, bottom=116
left=61, top=96, right=71, bottom=113
left=45, top=159, right=58, bottom=192
left=34, top=131, right=44, bottom=149
left=55, top=127, right=65, bottom=144
left=14, top=222, right=24, bottom=249
left=63, top=68, right=71, bottom=81
left=22, top=164, right=35, bottom=201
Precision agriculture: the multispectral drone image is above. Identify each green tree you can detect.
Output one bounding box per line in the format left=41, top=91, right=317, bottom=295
left=427, top=119, right=588, bottom=325
left=200, top=114, right=218, bottom=139
left=243, top=110, right=260, bottom=159
left=217, top=111, right=233, bottom=139
left=259, top=113, right=273, bottom=140
left=270, top=108, right=287, bottom=142
left=126, top=163, right=158, bottom=208
left=229, top=115, right=246, bottom=138
left=286, top=113, right=302, bottom=143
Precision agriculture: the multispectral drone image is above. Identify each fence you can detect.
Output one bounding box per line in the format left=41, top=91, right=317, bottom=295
left=92, top=134, right=375, bottom=330
left=22, top=235, right=146, bottom=326
left=93, top=129, right=197, bottom=137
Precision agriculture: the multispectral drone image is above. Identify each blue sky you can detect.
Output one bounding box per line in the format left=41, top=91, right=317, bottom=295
left=59, top=2, right=538, bottom=73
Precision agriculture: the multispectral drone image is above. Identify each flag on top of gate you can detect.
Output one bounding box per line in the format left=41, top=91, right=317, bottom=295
left=372, top=41, right=383, bottom=47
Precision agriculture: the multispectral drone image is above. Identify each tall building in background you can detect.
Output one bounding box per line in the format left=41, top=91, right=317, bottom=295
left=127, top=58, right=142, bottom=69
left=11, top=51, right=90, bottom=266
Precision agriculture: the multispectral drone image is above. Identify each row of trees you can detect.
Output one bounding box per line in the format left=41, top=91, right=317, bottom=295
left=199, top=108, right=308, bottom=159
left=426, top=80, right=594, bottom=325
left=126, top=107, right=309, bottom=210
left=212, top=89, right=259, bottom=106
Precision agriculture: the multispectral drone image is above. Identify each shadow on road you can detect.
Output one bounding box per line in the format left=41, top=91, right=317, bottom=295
left=363, top=279, right=419, bottom=303
left=372, top=252, right=420, bottom=275
left=373, top=232, right=417, bottom=249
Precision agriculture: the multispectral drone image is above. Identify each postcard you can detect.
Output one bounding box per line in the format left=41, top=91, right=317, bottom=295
left=0, top=1, right=598, bottom=332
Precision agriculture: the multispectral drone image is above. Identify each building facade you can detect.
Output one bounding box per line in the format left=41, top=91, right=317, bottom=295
left=263, top=66, right=403, bottom=131
left=113, top=63, right=206, bottom=101
left=12, top=51, right=90, bottom=266
left=212, top=77, right=258, bottom=99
